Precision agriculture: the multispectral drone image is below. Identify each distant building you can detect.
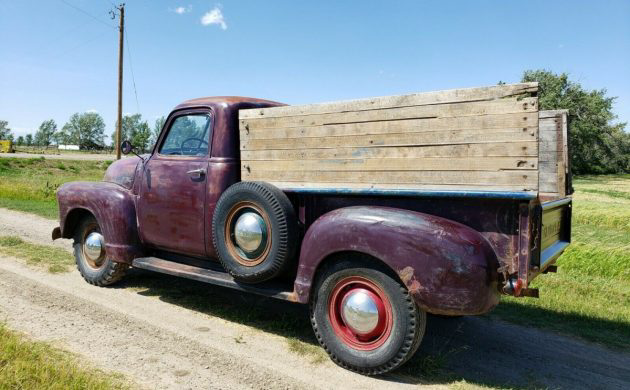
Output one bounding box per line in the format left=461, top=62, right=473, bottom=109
left=58, top=144, right=80, bottom=150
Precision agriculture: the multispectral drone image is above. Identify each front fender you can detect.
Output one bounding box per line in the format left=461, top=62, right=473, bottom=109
left=56, top=181, right=143, bottom=263
left=295, top=206, right=499, bottom=315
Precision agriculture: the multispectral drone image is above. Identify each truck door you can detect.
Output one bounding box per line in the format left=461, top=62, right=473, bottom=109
left=137, top=110, right=213, bottom=257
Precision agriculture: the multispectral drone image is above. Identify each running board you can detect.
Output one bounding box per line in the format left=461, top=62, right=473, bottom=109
left=132, top=257, right=297, bottom=302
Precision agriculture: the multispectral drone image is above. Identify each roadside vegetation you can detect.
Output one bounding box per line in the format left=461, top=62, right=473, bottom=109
left=0, top=157, right=108, bottom=219
left=0, top=323, right=130, bottom=389
left=0, top=236, right=74, bottom=273
left=492, top=174, right=630, bottom=349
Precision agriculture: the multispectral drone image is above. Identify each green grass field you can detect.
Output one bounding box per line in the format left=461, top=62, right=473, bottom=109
left=0, top=157, right=109, bottom=219
left=0, top=323, right=129, bottom=389
left=0, top=156, right=628, bottom=351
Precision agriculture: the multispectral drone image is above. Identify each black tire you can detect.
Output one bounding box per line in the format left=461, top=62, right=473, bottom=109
left=73, top=215, right=128, bottom=286
left=310, top=256, right=426, bottom=375
left=212, top=181, right=298, bottom=284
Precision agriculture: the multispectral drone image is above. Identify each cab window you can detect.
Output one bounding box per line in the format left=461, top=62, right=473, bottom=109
left=159, top=114, right=211, bottom=156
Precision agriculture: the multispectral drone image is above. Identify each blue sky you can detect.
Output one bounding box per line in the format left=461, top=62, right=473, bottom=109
left=1, top=0, right=628, bottom=141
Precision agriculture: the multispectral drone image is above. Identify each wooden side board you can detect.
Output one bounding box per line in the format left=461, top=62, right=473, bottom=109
left=538, top=110, right=569, bottom=197
left=239, top=83, right=540, bottom=194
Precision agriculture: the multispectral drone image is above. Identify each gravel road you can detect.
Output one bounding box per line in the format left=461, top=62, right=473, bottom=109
left=0, top=207, right=629, bottom=389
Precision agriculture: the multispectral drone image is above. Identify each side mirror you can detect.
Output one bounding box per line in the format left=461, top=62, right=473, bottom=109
left=121, top=140, right=133, bottom=155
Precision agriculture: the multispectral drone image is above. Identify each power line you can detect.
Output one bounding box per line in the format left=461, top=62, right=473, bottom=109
left=124, top=26, right=140, bottom=114
left=59, top=0, right=116, bottom=29
left=48, top=29, right=110, bottom=61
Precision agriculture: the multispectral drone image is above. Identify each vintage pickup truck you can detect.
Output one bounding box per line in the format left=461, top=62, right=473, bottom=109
left=53, top=83, right=572, bottom=374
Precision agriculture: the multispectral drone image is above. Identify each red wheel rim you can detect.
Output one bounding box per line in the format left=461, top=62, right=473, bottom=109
left=328, top=276, right=393, bottom=351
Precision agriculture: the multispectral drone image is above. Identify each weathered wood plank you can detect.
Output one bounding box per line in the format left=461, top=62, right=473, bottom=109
left=241, top=128, right=537, bottom=151
left=240, top=112, right=537, bottom=140
left=243, top=170, right=538, bottom=189
left=538, top=110, right=569, bottom=196
left=538, top=109, right=569, bottom=119
left=243, top=97, right=537, bottom=130
left=271, top=181, right=537, bottom=193
left=239, top=82, right=538, bottom=119
left=241, top=141, right=538, bottom=160
left=242, top=157, right=538, bottom=172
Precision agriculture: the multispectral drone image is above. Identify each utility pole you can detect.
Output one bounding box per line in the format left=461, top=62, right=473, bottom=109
left=114, top=4, right=125, bottom=160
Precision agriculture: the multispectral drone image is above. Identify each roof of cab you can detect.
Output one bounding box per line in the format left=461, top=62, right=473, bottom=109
left=174, top=96, right=285, bottom=111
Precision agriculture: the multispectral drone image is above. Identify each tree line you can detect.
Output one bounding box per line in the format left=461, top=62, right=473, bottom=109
left=1, top=70, right=628, bottom=173
left=0, top=113, right=166, bottom=153
left=521, top=70, right=629, bottom=175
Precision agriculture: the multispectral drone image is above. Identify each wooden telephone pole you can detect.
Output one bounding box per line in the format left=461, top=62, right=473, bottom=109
left=115, top=4, right=124, bottom=160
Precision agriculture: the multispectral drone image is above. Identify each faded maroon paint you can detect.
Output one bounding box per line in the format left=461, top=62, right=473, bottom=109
left=103, top=156, right=141, bottom=189
left=300, top=195, right=520, bottom=282
left=137, top=154, right=208, bottom=257
left=294, top=206, right=500, bottom=315
left=204, top=157, right=240, bottom=258
left=56, top=181, right=143, bottom=263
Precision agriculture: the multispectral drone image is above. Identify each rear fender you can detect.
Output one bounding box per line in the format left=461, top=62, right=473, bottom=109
left=56, top=181, right=143, bottom=263
left=295, top=206, right=499, bottom=315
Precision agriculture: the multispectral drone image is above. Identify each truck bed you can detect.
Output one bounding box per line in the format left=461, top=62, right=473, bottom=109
left=239, top=83, right=541, bottom=196
left=238, top=83, right=572, bottom=202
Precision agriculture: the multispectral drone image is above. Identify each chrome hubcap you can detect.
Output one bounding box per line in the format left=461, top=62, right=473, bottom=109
left=84, top=232, right=104, bottom=264
left=233, top=212, right=267, bottom=254
left=340, top=289, right=380, bottom=335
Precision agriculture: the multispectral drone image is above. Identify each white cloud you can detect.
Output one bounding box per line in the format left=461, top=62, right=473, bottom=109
left=173, top=5, right=192, bottom=14
left=86, top=109, right=98, bottom=113
left=201, top=7, right=227, bottom=30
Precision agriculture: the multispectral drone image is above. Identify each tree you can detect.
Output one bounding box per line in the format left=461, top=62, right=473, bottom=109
left=16, top=136, right=24, bottom=146
left=150, top=116, right=166, bottom=150
left=0, top=120, right=12, bottom=140
left=62, top=112, right=106, bottom=149
left=54, top=125, right=72, bottom=145
left=34, top=119, right=57, bottom=146
left=522, top=70, right=629, bottom=174
left=112, top=114, right=151, bottom=152
left=25, top=133, right=33, bottom=146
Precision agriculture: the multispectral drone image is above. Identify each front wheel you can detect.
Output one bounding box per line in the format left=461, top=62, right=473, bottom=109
left=73, top=215, right=128, bottom=286
left=310, top=258, right=426, bottom=375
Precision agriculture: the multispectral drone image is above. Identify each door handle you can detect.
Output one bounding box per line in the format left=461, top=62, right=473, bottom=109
left=186, top=168, right=206, bottom=180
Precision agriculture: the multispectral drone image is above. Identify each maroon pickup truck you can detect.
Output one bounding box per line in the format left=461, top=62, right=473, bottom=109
left=53, top=94, right=572, bottom=375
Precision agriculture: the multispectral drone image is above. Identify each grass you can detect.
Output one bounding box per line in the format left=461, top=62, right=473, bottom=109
left=491, top=174, right=630, bottom=349
left=0, top=323, right=130, bottom=389
left=0, top=236, right=75, bottom=273
left=0, top=157, right=109, bottom=219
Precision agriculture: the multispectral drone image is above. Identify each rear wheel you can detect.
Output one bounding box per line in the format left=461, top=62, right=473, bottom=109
left=310, top=257, right=426, bottom=375
left=73, top=216, right=128, bottom=286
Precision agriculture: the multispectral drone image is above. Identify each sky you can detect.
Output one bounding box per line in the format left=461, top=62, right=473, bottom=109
left=1, top=0, right=629, bottom=142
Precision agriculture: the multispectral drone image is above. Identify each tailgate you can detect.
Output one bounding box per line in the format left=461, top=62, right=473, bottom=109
left=537, top=197, right=572, bottom=269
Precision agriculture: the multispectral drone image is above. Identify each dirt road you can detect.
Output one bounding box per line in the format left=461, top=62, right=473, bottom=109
left=0, top=152, right=115, bottom=161
left=1, top=207, right=629, bottom=389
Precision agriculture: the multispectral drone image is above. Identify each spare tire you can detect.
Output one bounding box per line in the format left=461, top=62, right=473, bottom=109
left=212, top=181, right=298, bottom=283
